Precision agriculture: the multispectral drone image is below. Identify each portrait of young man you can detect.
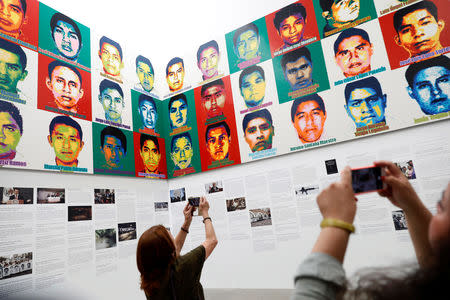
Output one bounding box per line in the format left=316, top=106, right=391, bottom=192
left=170, top=132, right=193, bottom=170
left=334, top=27, right=373, bottom=78
left=319, top=0, right=361, bottom=37
left=98, top=79, right=124, bottom=124
left=139, top=134, right=161, bottom=176
left=166, top=57, right=185, bottom=93
left=197, top=40, right=220, bottom=81
left=201, top=78, right=226, bottom=119
left=49, top=12, right=82, bottom=62
left=273, top=2, right=308, bottom=52
left=0, top=0, right=27, bottom=40
left=98, top=36, right=123, bottom=81
left=45, top=60, right=84, bottom=114
left=137, top=94, right=157, bottom=132
left=205, top=121, right=231, bottom=161
left=0, top=100, right=22, bottom=161
left=291, top=93, right=327, bottom=144
left=239, top=65, right=266, bottom=108
left=281, top=46, right=313, bottom=92
left=344, top=76, right=387, bottom=128
left=47, top=115, right=84, bottom=168
left=405, top=55, right=450, bottom=115
left=100, top=125, right=126, bottom=170
left=135, top=55, right=155, bottom=94
left=233, top=22, right=261, bottom=64
left=242, top=108, right=274, bottom=152
left=168, top=93, right=188, bottom=130
left=393, top=0, right=445, bottom=58
left=0, top=38, right=29, bottom=101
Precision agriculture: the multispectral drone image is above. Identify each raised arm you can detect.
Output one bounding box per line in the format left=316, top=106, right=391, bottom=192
left=375, top=161, right=434, bottom=267
left=175, top=202, right=194, bottom=256
left=199, top=197, right=218, bottom=259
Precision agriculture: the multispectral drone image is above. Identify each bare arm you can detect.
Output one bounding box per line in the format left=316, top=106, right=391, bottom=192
left=199, top=197, right=218, bottom=259
left=375, top=161, right=434, bottom=267
left=175, top=202, right=193, bottom=256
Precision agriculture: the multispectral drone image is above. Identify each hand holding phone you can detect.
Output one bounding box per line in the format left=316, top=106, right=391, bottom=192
left=351, top=166, right=386, bottom=194
left=188, top=197, right=200, bottom=207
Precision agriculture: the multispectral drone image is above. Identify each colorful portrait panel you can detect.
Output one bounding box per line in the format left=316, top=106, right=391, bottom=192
left=133, top=132, right=167, bottom=179
left=265, top=0, right=320, bottom=57
left=162, top=56, right=192, bottom=98
left=272, top=42, right=330, bottom=104
left=313, top=0, right=378, bottom=39
left=37, top=53, right=92, bottom=121
left=129, top=53, right=160, bottom=99
left=0, top=37, right=37, bottom=106
left=379, top=0, right=450, bottom=70
left=194, top=36, right=230, bottom=86
left=225, top=17, right=272, bottom=74
left=92, top=122, right=135, bottom=177
left=131, top=89, right=160, bottom=136
left=38, top=2, right=91, bottom=70
left=91, top=33, right=126, bottom=85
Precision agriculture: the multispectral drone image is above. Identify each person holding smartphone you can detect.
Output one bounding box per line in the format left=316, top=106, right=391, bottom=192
left=136, top=196, right=217, bottom=300
left=291, top=161, right=450, bottom=299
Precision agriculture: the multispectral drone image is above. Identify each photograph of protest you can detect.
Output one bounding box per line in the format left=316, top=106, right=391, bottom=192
left=249, top=208, right=272, bottom=227
left=392, top=210, right=408, bottom=230
left=0, top=252, right=32, bottom=280
left=226, top=197, right=246, bottom=212
left=170, top=187, right=186, bottom=203
left=395, top=160, right=417, bottom=180
left=154, top=202, right=169, bottom=212
left=94, top=189, right=115, bottom=204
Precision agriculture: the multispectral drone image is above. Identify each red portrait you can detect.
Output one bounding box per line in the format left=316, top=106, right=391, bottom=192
left=133, top=132, right=167, bottom=179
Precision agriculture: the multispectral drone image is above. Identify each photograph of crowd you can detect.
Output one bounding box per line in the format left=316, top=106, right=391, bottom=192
left=94, top=189, right=115, bottom=204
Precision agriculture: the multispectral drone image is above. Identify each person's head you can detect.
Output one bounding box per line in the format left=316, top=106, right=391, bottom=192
left=281, top=47, right=313, bottom=91
left=239, top=65, right=266, bottom=108
left=139, top=134, right=161, bottom=173
left=273, top=3, right=307, bottom=46
left=0, top=100, right=22, bottom=157
left=344, top=76, right=387, bottom=128
left=201, top=79, right=226, bottom=118
left=168, top=94, right=188, bottom=129
left=50, top=13, right=82, bottom=60
left=242, top=109, right=274, bottom=152
left=166, top=57, right=185, bottom=92
left=136, top=55, right=154, bottom=92
left=98, top=79, right=124, bottom=122
left=205, top=121, right=231, bottom=161
left=197, top=40, right=220, bottom=80
left=334, top=27, right=373, bottom=77
left=46, top=60, right=84, bottom=111
left=320, top=0, right=360, bottom=25
left=100, top=126, right=126, bottom=169
left=98, top=36, right=123, bottom=76
left=393, top=1, right=444, bottom=57
left=0, top=0, right=27, bottom=36
left=405, top=55, right=450, bottom=115
left=47, top=115, right=84, bottom=165
left=233, top=23, right=260, bottom=61
left=170, top=132, right=193, bottom=169
left=138, top=94, right=157, bottom=130
left=0, top=38, right=27, bottom=93
left=137, top=225, right=176, bottom=296
left=290, top=94, right=326, bottom=143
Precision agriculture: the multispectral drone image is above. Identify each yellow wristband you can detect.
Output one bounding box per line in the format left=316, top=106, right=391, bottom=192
left=320, top=218, right=355, bottom=233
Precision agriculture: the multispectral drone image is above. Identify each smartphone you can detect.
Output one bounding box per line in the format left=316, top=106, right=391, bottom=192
left=188, top=197, right=200, bottom=207
left=351, top=166, right=385, bottom=194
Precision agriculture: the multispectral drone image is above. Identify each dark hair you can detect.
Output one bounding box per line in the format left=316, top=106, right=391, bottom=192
left=239, top=65, right=265, bottom=91
left=197, top=40, right=219, bottom=63
left=171, top=132, right=192, bottom=151
left=100, top=126, right=127, bottom=154
left=319, top=0, right=334, bottom=11
left=166, top=57, right=184, bottom=76
left=50, top=13, right=82, bottom=45
left=281, top=46, right=312, bottom=73
left=136, top=55, right=154, bottom=74
left=48, top=60, right=82, bottom=86
left=0, top=100, right=23, bottom=134
left=405, top=55, right=450, bottom=88
left=49, top=115, right=83, bottom=141
left=290, top=94, right=326, bottom=122
left=138, top=94, right=156, bottom=109
left=19, top=0, right=26, bottom=14
left=233, top=23, right=259, bottom=47
left=140, top=134, right=160, bottom=152
left=344, top=76, right=383, bottom=104
left=334, top=27, right=370, bottom=55
left=393, top=0, right=438, bottom=33
left=136, top=225, right=176, bottom=297
left=242, top=109, right=273, bottom=133
left=201, top=78, right=225, bottom=97
left=205, top=121, right=230, bottom=142
left=99, top=79, right=123, bottom=98
left=168, top=93, right=187, bottom=110
left=273, top=3, right=307, bottom=31
left=99, top=36, right=123, bottom=60
left=0, top=38, right=27, bottom=71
